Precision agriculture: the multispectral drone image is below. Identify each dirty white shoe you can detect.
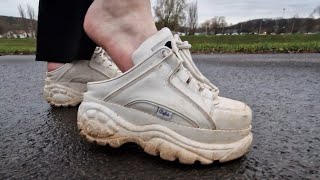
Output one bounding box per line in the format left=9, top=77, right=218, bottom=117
left=44, top=47, right=122, bottom=107
left=77, top=28, right=252, bottom=164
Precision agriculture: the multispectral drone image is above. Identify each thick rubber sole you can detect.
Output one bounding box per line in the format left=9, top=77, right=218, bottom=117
left=77, top=102, right=253, bottom=165
left=44, top=84, right=83, bottom=107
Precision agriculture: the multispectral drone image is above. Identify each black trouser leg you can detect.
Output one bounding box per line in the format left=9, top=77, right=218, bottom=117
left=36, top=0, right=96, bottom=63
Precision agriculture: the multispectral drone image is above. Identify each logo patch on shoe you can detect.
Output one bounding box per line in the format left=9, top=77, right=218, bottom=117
left=157, top=107, right=173, bottom=120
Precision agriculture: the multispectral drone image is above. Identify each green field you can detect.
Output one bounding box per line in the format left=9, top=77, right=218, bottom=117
left=181, top=34, right=320, bottom=53
left=0, top=34, right=320, bottom=55
left=0, top=38, right=36, bottom=55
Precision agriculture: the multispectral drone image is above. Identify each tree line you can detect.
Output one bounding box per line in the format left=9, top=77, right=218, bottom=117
left=153, top=0, right=198, bottom=35
left=154, top=1, right=320, bottom=35
left=1, top=2, right=319, bottom=36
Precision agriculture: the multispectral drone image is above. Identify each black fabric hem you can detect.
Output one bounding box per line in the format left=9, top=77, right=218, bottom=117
left=36, top=0, right=95, bottom=63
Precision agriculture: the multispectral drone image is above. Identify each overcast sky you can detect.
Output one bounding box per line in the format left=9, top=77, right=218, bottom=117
left=0, top=0, right=319, bottom=24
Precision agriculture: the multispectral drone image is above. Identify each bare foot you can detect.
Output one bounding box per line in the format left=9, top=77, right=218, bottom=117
left=84, top=0, right=157, bottom=71
left=47, top=62, right=65, bottom=72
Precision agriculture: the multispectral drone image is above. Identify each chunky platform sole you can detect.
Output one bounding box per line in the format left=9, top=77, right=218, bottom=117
left=77, top=101, right=253, bottom=165
left=44, top=84, right=83, bottom=107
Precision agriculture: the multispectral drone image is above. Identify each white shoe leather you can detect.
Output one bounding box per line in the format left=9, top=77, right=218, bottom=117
left=44, top=47, right=122, bottom=107
left=77, top=28, right=253, bottom=164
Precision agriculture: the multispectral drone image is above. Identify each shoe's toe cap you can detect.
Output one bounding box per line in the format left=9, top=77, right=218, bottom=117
left=212, top=97, right=252, bottom=130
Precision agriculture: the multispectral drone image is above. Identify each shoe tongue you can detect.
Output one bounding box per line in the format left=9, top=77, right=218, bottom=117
left=132, top=28, right=174, bottom=65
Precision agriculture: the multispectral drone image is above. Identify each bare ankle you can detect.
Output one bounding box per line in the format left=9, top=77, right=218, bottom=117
left=47, top=62, right=65, bottom=72
left=84, top=0, right=157, bottom=71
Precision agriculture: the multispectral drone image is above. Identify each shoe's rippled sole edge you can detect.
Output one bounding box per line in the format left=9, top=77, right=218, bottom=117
left=44, top=84, right=83, bottom=107
left=77, top=102, right=253, bottom=165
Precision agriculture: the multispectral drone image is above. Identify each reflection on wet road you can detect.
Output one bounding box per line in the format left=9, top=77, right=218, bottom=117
left=1, top=54, right=319, bottom=179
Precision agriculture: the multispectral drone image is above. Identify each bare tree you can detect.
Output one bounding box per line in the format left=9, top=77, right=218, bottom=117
left=289, top=14, right=299, bottom=34
left=201, top=17, right=218, bottom=34
left=201, top=16, right=227, bottom=34
left=18, top=4, right=28, bottom=32
left=217, top=16, right=227, bottom=34
left=201, top=20, right=211, bottom=35
left=153, top=0, right=187, bottom=31
left=310, top=5, right=320, bottom=18
left=18, top=5, right=26, bottom=19
left=187, top=1, right=198, bottom=35
left=17, top=4, right=37, bottom=37
left=27, top=4, right=35, bottom=20
left=27, top=4, right=36, bottom=37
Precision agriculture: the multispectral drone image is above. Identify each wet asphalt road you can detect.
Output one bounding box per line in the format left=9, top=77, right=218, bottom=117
left=1, top=54, right=320, bottom=179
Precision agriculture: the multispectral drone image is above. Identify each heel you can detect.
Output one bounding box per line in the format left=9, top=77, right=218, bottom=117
left=44, top=84, right=82, bottom=107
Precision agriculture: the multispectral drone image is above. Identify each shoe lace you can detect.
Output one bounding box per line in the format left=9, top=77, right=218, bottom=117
left=93, top=47, right=122, bottom=74
left=171, top=35, right=219, bottom=98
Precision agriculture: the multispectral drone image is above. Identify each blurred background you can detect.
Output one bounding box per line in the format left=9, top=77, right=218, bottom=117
left=0, top=0, right=319, bottom=54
